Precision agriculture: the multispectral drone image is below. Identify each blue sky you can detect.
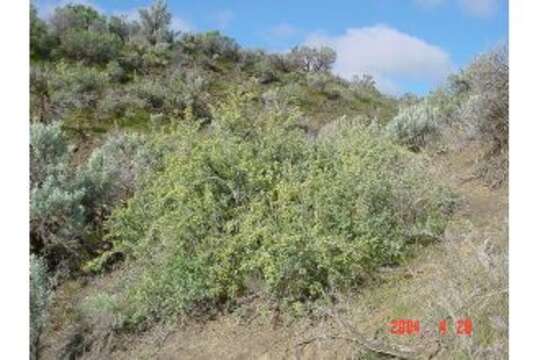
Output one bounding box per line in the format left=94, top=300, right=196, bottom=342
left=35, top=0, right=508, bottom=94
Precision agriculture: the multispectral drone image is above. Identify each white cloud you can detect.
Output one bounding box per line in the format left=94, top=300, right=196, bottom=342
left=304, top=25, right=453, bottom=94
left=269, top=23, right=299, bottom=38
left=459, top=0, right=500, bottom=17
left=213, top=10, right=234, bottom=30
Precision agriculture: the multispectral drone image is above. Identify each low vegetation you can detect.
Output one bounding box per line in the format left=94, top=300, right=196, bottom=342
left=29, top=1, right=507, bottom=358
left=30, top=255, right=52, bottom=359
left=30, top=121, right=165, bottom=273
left=386, top=46, right=508, bottom=185
left=100, top=94, right=454, bottom=326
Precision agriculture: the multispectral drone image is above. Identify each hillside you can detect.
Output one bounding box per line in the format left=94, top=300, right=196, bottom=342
left=30, top=2, right=508, bottom=359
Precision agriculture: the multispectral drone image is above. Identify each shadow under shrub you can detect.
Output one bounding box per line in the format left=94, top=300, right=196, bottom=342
left=105, top=93, right=455, bottom=325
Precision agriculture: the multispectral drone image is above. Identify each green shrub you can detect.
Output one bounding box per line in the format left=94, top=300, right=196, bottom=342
left=80, top=293, right=125, bottom=330
left=30, top=65, right=54, bottom=122
left=31, top=3, right=56, bottom=60
left=30, top=255, right=52, bottom=360
left=126, top=78, right=168, bottom=111
left=126, top=70, right=209, bottom=119
left=49, top=62, right=109, bottom=117
left=138, top=0, right=175, bottom=45
left=30, top=119, right=70, bottom=186
left=261, top=88, right=290, bottom=111
left=268, top=53, right=297, bottom=73
left=180, top=31, right=240, bottom=62
left=97, top=90, right=146, bottom=121
left=306, top=72, right=334, bottom=92
left=253, top=57, right=278, bottom=84
left=116, top=38, right=172, bottom=75
left=241, top=51, right=295, bottom=74
left=59, top=29, right=122, bottom=64
left=386, top=100, right=441, bottom=151
left=49, top=4, right=121, bottom=64
left=387, top=47, right=509, bottom=184
left=287, top=46, right=337, bottom=73
left=30, top=122, right=164, bottom=271
left=83, top=131, right=168, bottom=197
left=348, top=74, right=380, bottom=99
left=164, top=69, right=209, bottom=118
left=460, top=47, right=508, bottom=154
left=108, top=15, right=132, bottom=43
left=237, top=49, right=265, bottom=72
left=141, top=42, right=171, bottom=70
left=106, top=60, right=128, bottom=83
left=278, top=82, right=309, bottom=106
left=118, top=39, right=146, bottom=73
left=30, top=122, right=92, bottom=269
left=106, top=93, right=453, bottom=324
left=306, top=72, right=346, bottom=99
left=50, top=4, right=106, bottom=36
